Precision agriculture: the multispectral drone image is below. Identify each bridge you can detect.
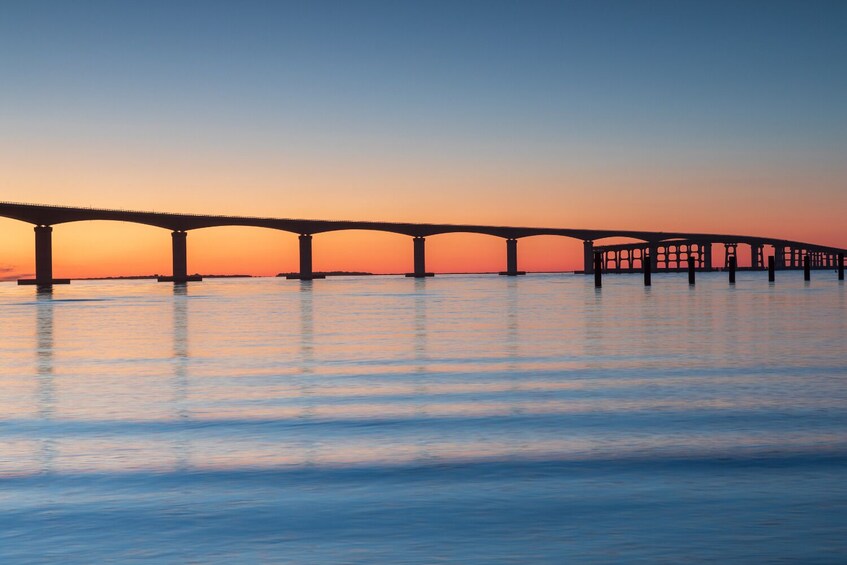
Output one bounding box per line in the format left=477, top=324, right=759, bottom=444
left=1, top=201, right=845, bottom=285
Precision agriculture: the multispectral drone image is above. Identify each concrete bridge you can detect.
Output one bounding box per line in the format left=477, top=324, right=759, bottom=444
left=1, top=201, right=845, bottom=285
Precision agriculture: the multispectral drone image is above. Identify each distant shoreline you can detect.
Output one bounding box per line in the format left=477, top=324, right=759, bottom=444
left=3, top=271, right=589, bottom=283
left=72, top=274, right=254, bottom=281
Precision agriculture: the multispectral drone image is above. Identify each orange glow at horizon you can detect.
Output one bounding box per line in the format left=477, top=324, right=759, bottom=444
left=0, top=156, right=845, bottom=280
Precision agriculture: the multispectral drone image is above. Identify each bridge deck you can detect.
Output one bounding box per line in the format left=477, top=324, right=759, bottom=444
left=1, top=201, right=844, bottom=254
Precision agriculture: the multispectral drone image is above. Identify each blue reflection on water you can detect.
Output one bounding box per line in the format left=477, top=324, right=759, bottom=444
left=0, top=273, right=845, bottom=563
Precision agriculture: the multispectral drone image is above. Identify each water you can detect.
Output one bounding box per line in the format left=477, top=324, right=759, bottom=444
left=1, top=273, right=846, bottom=563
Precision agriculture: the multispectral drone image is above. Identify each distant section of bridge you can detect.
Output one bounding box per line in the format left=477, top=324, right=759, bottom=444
left=1, top=201, right=845, bottom=285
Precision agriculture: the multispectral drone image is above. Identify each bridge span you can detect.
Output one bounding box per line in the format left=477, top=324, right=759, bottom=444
left=1, top=201, right=845, bottom=285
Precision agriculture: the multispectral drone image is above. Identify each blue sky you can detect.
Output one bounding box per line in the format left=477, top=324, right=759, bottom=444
left=1, top=1, right=845, bottom=236
left=4, top=1, right=845, bottom=151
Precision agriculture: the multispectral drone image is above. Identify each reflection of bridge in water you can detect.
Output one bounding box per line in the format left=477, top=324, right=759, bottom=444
left=2, top=201, right=845, bottom=286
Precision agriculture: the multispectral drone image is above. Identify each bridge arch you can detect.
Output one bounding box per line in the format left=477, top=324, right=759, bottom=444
left=424, top=232, right=506, bottom=274
left=185, top=225, right=301, bottom=277
left=507, top=235, right=586, bottom=272
left=51, top=220, right=174, bottom=280
left=306, top=229, right=411, bottom=275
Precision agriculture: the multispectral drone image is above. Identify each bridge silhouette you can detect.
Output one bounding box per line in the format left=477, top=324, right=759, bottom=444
left=2, top=201, right=845, bottom=286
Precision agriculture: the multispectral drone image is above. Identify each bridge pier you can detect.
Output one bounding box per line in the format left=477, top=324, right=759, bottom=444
left=286, top=234, right=326, bottom=280
left=500, top=238, right=525, bottom=276
left=775, top=246, right=785, bottom=270
left=158, top=230, right=202, bottom=283
left=405, top=236, right=434, bottom=278
left=594, top=252, right=602, bottom=287
left=583, top=241, right=594, bottom=274
left=751, top=243, right=763, bottom=270
left=724, top=243, right=738, bottom=270
left=18, top=225, right=70, bottom=286
left=643, top=252, right=651, bottom=286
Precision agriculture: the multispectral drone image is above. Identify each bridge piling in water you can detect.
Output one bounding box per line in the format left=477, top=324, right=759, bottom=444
left=688, top=256, right=695, bottom=285
left=158, top=230, right=201, bottom=283
left=286, top=234, right=325, bottom=280
left=35, top=225, right=52, bottom=284
left=583, top=241, right=594, bottom=274
left=768, top=256, right=775, bottom=282
left=405, top=236, right=434, bottom=278
left=729, top=256, right=736, bottom=284
left=17, top=225, right=70, bottom=286
left=173, top=231, right=187, bottom=281
left=500, top=238, right=525, bottom=276
left=804, top=255, right=811, bottom=281
left=643, top=253, right=651, bottom=286
left=839, top=253, right=844, bottom=281
left=594, top=252, right=602, bottom=288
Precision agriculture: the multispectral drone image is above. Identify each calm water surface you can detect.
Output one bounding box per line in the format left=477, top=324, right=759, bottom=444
left=1, top=273, right=846, bottom=563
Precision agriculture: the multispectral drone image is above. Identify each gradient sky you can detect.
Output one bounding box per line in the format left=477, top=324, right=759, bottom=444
left=1, top=0, right=846, bottom=278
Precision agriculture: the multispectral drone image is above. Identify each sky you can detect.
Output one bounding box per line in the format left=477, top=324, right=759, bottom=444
left=1, top=0, right=846, bottom=278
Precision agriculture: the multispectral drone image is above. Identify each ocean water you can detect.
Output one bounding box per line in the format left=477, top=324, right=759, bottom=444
left=0, top=272, right=845, bottom=563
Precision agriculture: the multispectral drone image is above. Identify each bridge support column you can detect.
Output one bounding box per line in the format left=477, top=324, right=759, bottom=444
left=775, top=246, right=785, bottom=270
left=724, top=243, right=738, bottom=270
left=804, top=254, right=811, bottom=281
left=688, top=256, right=696, bottom=285
left=839, top=253, right=844, bottom=281
left=643, top=251, right=651, bottom=286
left=18, top=225, right=70, bottom=286
left=751, top=243, right=763, bottom=270
left=173, top=231, right=187, bottom=280
left=300, top=234, right=312, bottom=278
left=35, top=226, right=53, bottom=284
left=405, top=236, right=434, bottom=278
left=158, top=231, right=202, bottom=283
left=500, top=238, right=525, bottom=276
left=594, top=252, right=602, bottom=288
left=649, top=243, right=658, bottom=271
left=287, top=234, right=326, bottom=280
left=583, top=240, right=594, bottom=274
